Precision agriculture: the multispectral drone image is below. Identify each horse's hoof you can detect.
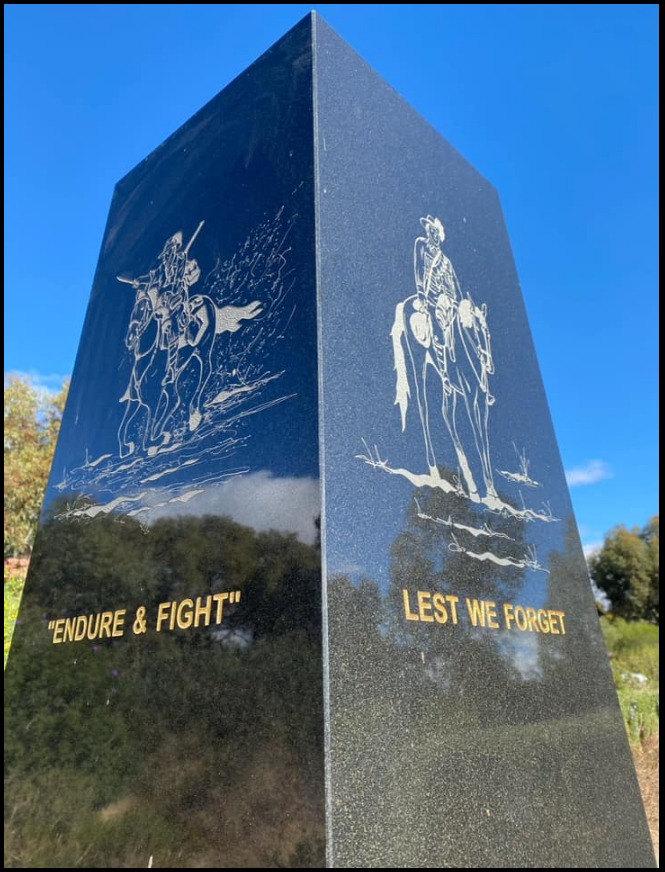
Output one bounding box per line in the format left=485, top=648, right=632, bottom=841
left=147, top=432, right=171, bottom=456
left=119, top=442, right=135, bottom=459
left=483, top=494, right=503, bottom=511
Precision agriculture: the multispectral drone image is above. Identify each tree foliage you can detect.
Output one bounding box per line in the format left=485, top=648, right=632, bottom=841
left=589, top=517, right=659, bottom=624
left=4, top=375, right=68, bottom=557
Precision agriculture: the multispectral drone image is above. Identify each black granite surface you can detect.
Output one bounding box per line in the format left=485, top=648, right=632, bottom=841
left=313, top=14, right=655, bottom=870
left=5, top=17, right=325, bottom=869
left=4, top=13, right=656, bottom=869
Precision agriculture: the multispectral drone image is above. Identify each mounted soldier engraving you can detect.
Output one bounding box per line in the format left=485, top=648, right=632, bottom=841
left=117, top=221, right=263, bottom=457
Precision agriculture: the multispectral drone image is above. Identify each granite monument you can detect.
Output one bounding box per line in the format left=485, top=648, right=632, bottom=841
left=4, top=13, right=656, bottom=868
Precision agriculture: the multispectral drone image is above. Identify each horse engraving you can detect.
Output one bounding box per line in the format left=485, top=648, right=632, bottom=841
left=391, top=215, right=498, bottom=507
left=357, top=214, right=558, bottom=573
left=117, top=222, right=262, bottom=457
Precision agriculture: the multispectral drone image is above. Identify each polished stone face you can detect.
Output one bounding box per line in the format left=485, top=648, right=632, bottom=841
left=314, top=15, right=655, bottom=869
left=5, top=18, right=325, bottom=869
left=5, top=13, right=655, bottom=870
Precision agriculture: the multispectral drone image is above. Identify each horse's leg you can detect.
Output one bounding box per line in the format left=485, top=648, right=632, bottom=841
left=118, top=385, right=139, bottom=458
left=466, top=389, right=490, bottom=497
left=405, top=334, right=437, bottom=474
left=185, top=351, right=209, bottom=432
left=403, top=322, right=439, bottom=476
left=118, top=352, right=152, bottom=456
left=187, top=355, right=204, bottom=432
left=444, top=385, right=480, bottom=501
left=471, top=388, right=496, bottom=498
left=187, top=330, right=214, bottom=432
left=133, top=348, right=158, bottom=453
left=421, top=359, right=440, bottom=476
left=151, top=363, right=181, bottom=448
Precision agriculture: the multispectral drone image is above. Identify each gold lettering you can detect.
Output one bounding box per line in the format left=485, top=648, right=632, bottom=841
left=513, top=605, right=528, bottom=631
left=447, top=594, right=460, bottom=625
left=176, top=598, right=194, bottom=630
left=86, top=613, right=101, bottom=640
left=417, top=590, right=434, bottom=622
left=46, top=596, right=254, bottom=643
left=194, top=596, right=212, bottom=628
left=112, top=609, right=126, bottom=638
left=52, top=618, right=65, bottom=643
left=552, top=610, right=566, bottom=635
left=74, top=615, right=87, bottom=641
left=525, top=607, right=538, bottom=633
left=99, top=611, right=114, bottom=638
left=213, top=592, right=229, bottom=624
left=466, top=598, right=500, bottom=628
left=485, top=601, right=500, bottom=629
left=466, top=598, right=486, bottom=627
left=432, top=593, right=448, bottom=624
left=63, top=617, right=76, bottom=643
left=156, top=601, right=171, bottom=632
left=402, top=589, right=419, bottom=621
left=505, top=604, right=568, bottom=635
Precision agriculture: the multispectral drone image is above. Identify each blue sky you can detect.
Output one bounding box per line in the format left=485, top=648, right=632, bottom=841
left=4, top=4, right=658, bottom=554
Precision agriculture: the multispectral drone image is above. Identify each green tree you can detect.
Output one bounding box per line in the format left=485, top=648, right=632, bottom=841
left=4, top=374, right=68, bottom=557
left=589, top=516, right=659, bottom=624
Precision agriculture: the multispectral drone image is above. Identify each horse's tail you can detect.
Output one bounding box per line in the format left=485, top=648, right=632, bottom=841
left=390, top=300, right=410, bottom=432
left=214, top=299, right=263, bottom=334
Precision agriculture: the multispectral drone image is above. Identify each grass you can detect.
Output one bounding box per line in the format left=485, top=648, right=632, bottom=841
left=600, top=616, right=659, bottom=746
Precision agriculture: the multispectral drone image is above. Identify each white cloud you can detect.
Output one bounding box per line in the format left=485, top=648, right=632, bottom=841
left=502, top=632, right=542, bottom=680
left=5, top=370, right=69, bottom=395
left=589, top=579, right=611, bottom=611
left=582, top=540, right=603, bottom=560
left=580, top=545, right=611, bottom=609
left=148, top=470, right=320, bottom=545
left=565, top=460, right=612, bottom=487
left=327, top=559, right=366, bottom=578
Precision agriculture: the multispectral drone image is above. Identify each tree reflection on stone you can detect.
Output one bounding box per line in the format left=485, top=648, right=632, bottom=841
left=5, top=507, right=325, bottom=868
left=327, top=477, right=639, bottom=868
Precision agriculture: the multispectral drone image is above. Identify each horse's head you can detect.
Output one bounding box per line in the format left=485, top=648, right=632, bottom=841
left=126, top=291, right=158, bottom=355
